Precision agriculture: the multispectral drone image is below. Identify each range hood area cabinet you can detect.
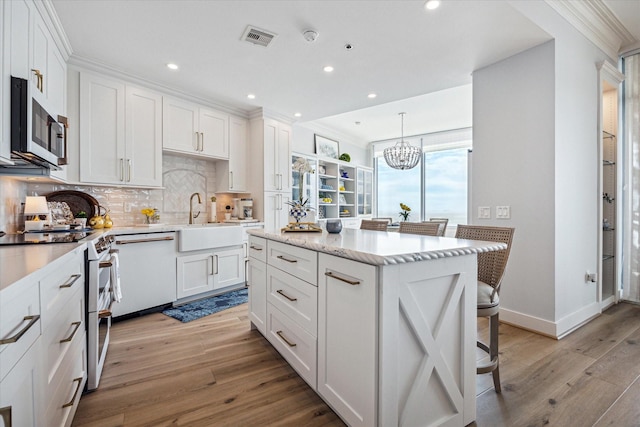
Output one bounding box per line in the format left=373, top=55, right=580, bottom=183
left=79, top=72, right=163, bottom=187
left=162, top=96, right=229, bottom=160
left=216, top=115, right=248, bottom=192
left=1, top=0, right=68, bottom=168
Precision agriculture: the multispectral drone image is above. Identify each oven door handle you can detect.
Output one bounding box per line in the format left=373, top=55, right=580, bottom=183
left=115, top=236, right=175, bottom=245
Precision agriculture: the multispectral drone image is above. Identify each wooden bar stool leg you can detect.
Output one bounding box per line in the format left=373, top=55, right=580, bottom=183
left=490, top=312, right=501, bottom=393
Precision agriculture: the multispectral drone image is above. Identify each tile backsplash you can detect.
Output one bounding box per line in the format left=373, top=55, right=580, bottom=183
left=0, top=154, right=249, bottom=232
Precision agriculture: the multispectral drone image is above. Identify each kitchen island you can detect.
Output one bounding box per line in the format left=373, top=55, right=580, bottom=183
left=246, top=228, right=506, bottom=427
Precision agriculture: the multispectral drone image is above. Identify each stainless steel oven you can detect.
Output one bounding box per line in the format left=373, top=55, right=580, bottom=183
left=86, top=234, right=118, bottom=391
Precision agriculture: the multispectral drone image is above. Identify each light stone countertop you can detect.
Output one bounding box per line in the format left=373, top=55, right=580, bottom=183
left=247, top=228, right=507, bottom=266
left=0, top=222, right=253, bottom=292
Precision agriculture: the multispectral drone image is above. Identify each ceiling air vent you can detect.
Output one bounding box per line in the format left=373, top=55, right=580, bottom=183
left=241, top=25, right=277, bottom=47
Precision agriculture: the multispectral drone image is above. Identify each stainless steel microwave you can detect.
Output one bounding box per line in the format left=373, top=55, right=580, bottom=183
left=10, top=76, right=66, bottom=169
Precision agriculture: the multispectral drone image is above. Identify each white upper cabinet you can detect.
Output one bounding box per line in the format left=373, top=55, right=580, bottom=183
left=6, top=0, right=32, bottom=80
left=80, top=72, right=162, bottom=187
left=216, top=115, right=248, bottom=192
left=163, top=96, right=229, bottom=160
left=264, top=118, right=291, bottom=192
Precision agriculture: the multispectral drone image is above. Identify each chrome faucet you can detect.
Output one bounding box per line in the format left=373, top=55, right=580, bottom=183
left=189, top=192, right=202, bottom=224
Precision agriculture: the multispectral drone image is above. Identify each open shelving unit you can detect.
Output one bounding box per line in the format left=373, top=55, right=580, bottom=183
left=602, top=130, right=616, bottom=301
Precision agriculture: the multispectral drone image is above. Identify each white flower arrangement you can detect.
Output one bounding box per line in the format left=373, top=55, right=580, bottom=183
left=292, top=157, right=315, bottom=175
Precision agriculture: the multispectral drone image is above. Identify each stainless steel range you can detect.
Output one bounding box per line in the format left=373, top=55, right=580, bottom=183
left=85, top=233, right=119, bottom=391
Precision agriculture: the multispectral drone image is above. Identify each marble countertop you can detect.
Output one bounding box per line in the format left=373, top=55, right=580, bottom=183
left=248, top=228, right=507, bottom=266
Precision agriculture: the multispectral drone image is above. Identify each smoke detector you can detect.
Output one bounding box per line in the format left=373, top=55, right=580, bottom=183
left=303, top=29, right=319, bottom=43
left=241, top=25, right=277, bottom=47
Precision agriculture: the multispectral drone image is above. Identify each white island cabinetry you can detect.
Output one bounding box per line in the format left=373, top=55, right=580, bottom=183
left=247, top=229, right=502, bottom=427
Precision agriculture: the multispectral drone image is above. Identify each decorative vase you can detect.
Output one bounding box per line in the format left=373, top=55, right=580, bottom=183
left=289, top=206, right=307, bottom=223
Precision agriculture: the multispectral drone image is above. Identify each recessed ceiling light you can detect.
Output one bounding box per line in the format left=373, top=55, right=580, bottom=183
left=324, top=66, right=334, bottom=73
left=425, top=0, right=440, bottom=10
left=368, top=93, right=377, bottom=99
left=294, top=112, right=302, bottom=118
left=166, top=63, right=179, bottom=70
left=247, top=94, right=256, bottom=99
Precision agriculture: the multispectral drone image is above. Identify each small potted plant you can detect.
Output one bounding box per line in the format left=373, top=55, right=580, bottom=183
left=75, top=211, right=88, bottom=228
left=399, top=203, right=411, bottom=222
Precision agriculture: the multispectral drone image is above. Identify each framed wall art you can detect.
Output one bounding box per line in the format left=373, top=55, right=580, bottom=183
left=315, top=134, right=339, bottom=159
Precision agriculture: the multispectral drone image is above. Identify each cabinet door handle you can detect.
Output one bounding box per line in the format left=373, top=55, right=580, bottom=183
left=0, top=406, right=11, bottom=427
left=230, top=171, right=234, bottom=189
left=194, top=132, right=199, bottom=151
left=278, top=173, right=283, bottom=190
left=276, top=255, right=297, bottom=263
left=59, top=273, right=81, bottom=289
left=276, top=289, right=297, bottom=302
left=120, top=158, right=125, bottom=181
left=127, top=158, right=132, bottom=182
left=60, top=321, right=82, bottom=343
left=214, top=255, right=219, bottom=275
left=115, top=236, right=175, bottom=245
left=62, top=377, right=83, bottom=408
left=249, top=245, right=263, bottom=251
left=0, top=315, right=40, bottom=344
left=200, top=132, right=205, bottom=151
left=31, top=68, right=43, bottom=92
left=276, top=330, right=297, bottom=347
left=325, top=271, right=360, bottom=285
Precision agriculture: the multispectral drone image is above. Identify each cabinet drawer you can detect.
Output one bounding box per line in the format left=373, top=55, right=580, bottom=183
left=267, top=240, right=317, bottom=284
left=45, top=333, right=87, bottom=427
left=248, top=236, right=267, bottom=263
left=40, top=248, right=84, bottom=323
left=267, top=304, right=317, bottom=389
left=267, top=265, right=317, bottom=336
left=0, top=279, right=41, bottom=381
left=43, top=285, right=85, bottom=391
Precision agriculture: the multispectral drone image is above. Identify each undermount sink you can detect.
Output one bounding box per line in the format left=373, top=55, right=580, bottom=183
left=179, top=224, right=242, bottom=251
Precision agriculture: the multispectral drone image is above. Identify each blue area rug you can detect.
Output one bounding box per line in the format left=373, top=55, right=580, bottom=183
left=162, top=288, right=248, bottom=323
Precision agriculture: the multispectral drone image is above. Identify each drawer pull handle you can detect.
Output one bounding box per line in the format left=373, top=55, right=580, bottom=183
left=276, top=255, right=297, bottom=263
left=0, top=406, right=11, bottom=427
left=62, top=377, right=83, bottom=408
left=98, top=309, right=112, bottom=319
left=325, top=271, right=360, bottom=286
left=276, top=289, right=297, bottom=302
left=60, top=321, right=82, bottom=343
left=276, top=330, right=297, bottom=347
left=99, top=261, right=113, bottom=268
left=60, top=273, right=82, bottom=289
left=0, top=315, right=40, bottom=345
left=249, top=245, right=263, bottom=251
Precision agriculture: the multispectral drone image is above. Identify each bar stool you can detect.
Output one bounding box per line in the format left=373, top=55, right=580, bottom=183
left=455, top=224, right=515, bottom=393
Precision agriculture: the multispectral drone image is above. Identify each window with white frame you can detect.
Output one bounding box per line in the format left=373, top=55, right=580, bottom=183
left=373, top=128, right=472, bottom=227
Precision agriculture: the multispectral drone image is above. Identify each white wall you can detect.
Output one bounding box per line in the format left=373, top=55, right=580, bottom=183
left=473, top=41, right=557, bottom=325
left=475, top=1, right=614, bottom=336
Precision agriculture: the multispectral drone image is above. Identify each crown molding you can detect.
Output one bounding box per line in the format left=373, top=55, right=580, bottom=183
left=68, top=55, right=249, bottom=118
left=546, top=0, right=637, bottom=59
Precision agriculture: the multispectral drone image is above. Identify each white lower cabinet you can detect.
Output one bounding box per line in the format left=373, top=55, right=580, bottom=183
left=0, top=338, right=42, bottom=427
left=177, top=246, right=245, bottom=300
left=317, top=253, right=377, bottom=427
left=248, top=256, right=267, bottom=335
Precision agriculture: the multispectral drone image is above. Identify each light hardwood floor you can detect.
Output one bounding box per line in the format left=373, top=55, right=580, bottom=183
left=73, top=302, right=640, bottom=427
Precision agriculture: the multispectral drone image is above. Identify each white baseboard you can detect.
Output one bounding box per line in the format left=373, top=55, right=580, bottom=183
left=500, top=302, right=601, bottom=339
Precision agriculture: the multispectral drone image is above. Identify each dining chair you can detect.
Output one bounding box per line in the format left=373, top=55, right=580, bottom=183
left=372, top=217, right=393, bottom=225
left=398, top=221, right=440, bottom=236
left=455, top=224, right=515, bottom=393
left=428, top=217, right=449, bottom=236
left=360, top=219, right=389, bottom=231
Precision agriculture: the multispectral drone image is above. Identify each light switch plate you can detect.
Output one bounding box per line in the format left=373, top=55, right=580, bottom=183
left=496, top=206, right=511, bottom=219
left=478, top=206, right=491, bottom=219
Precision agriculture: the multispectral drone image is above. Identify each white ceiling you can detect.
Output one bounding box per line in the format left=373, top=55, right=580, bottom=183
left=49, top=0, right=632, bottom=145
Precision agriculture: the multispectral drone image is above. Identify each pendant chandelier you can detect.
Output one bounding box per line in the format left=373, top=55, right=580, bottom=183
left=383, top=112, right=421, bottom=170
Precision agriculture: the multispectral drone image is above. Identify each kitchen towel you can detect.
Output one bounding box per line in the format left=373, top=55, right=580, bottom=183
left=111, top=252, right=122, bottom=302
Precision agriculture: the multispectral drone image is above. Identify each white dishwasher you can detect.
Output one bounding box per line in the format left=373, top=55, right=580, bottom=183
left=111, top=231, right=177, bottom=317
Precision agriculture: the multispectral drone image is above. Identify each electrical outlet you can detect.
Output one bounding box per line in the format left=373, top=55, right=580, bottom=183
left=585, top=272, right=598, bottom=283
left=124, top=202, right=132, bottom=213
left=478, top=206, right=491, bottom=219
left=496, top=206, right=511, bottom=219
